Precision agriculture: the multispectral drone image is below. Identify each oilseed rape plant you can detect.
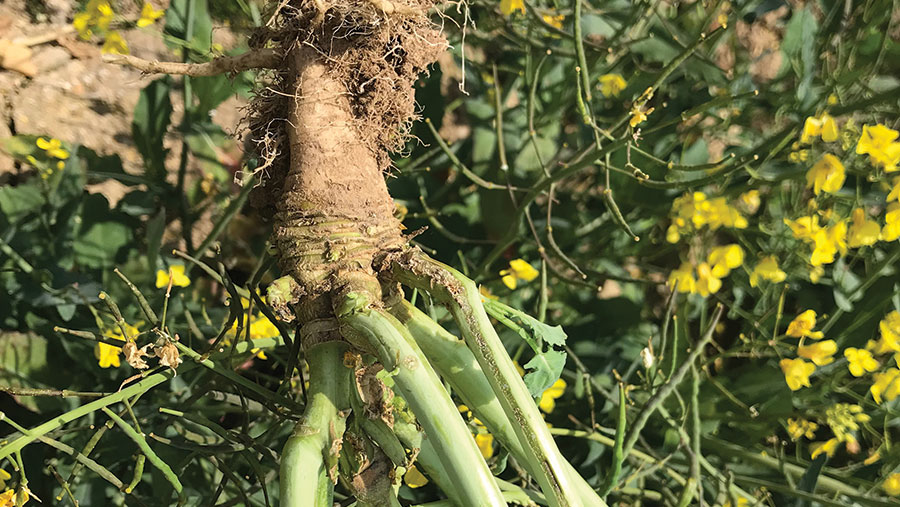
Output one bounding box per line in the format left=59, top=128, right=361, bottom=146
left=1, top=0, right=900, bottom=505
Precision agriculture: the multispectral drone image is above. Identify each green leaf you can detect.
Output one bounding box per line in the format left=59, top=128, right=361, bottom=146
left=483, top=299, right=567, bottom=397
left=165, top=0, right=213, bottom=52
left=147, top=207, right=167, bottom=271
left=0, top=183, right=43, bottom=223
left=0, top=134, right=41, bottom=160
left=782, top=7, right=818, bottom=102
left=794, top=453, right=826, bottom=507
left=74, top=194, right=132, bottom=268
left=0, top=331, right=49, bottom=412
left=189, top=73, right=252, bottom=121
left=132, top=78, right=173, bottom=182
left=79, top=146, right=131, bottom=184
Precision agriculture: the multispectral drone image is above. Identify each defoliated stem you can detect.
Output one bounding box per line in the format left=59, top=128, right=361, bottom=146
left=339, top=302, right=507, bottom=507
left=280, top=341, right=352, bottom=507
left=394, top=254, right=595, bottom=507
left=390, top=300, right=604, bottom=506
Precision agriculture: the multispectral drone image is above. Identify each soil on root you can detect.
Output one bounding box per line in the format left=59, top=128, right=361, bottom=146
left=248, top=0, right=446, bottom=219
left=246, top=0, right=446, bottom=319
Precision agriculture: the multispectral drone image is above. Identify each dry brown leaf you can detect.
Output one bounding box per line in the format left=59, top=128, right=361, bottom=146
left=122, top=341, right=151, bottom=370
left=156, top=341, right=182, bottom=370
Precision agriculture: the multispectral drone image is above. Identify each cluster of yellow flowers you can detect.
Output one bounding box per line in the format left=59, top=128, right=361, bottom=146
left=778, top=309, right=900, bottom=476
left=779, top=310, right=835, bottom=390
left=0, top=470, right=28, bottom=507
left=809, top=403, right=871, bottom=459
left=0, top=486, right=29, bottom=507
left=26, top=137, right=69, bottom=179
left=665, top=191, right=748, bottom=244
left=72, top=1, right=164, bottom=55
left=782, top=122, right=900, bottom=275
left=785, top=202, right=898, bottom=276
left=668, top=244, right=744, bottom=297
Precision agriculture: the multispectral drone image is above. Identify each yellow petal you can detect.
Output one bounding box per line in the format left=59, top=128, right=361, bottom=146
left=404, top=465, right=429, bottom=488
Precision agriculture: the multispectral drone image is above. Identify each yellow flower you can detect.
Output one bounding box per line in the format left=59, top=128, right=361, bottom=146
left=73, top=12, right=94, bottom=39
left=810, top=438, right=840, bottom=459
left=156, top=265, right=191, bottom=288
left=784, top=215, right=821, bottom=242
left=887, top=177, right=900, bottom=203
left=848, top=208, right=881, bottom=247
left=780, top=358, right=815, bottom=391
left=629, top=105, right=653, bottom=128
left=707, top=244, right=744, bottom=278
left=249, top=315, right=279, bottom=340
left=499, top=0, right=525, bottom=15
left=805, top=154, right=845, bottom=195
left=539, top=378, right=566, bottom=413
left=36, top=137, right=69, bottom=160
left=876, top=311, right=900, bottom=354
left=101, top=31, right=129, bottom=55
left=738, top=190, right=761, bottom=214
left=694, top=262, right=722, bottom=297
left=404, top=465, right=429, bottom=488
left=73, top=0, right=114, bottom=39
left=844, top=348, right=878, bottom=377
left=789, top=148, right=809, bottom=163
left=857, top=124, right=900, bottom=172
left=800, top=113, right=838, bottom=144
left=808, top=264, right=823, bottom=283
left=882, top=203, right=900, bottom=242
left=884, top=473, right=900, bottom=496
left=96, top=335, right=124, bottom=368
left=797, top=340, right=836, bottom=366
left=542, top=13, right=564, bottom=29
left=137, top=2, right=164, bottom=27
left=786, top=418, right=818, bottom=440
left=0, top=470, right=8, bottom=491
left=870, top=368, right=900, bottom=404
left=500, top=259, right=539, bottom=290
left=810, top=220, right=847, bottom=266
left=94, top=320, right=142, bottom=369
left=668, top=262, right=696, bottom=294
left=749, top=256, right=787, bottom=287
left=598, top=74, right=626, bottom=98
left=825, top=403, right=870, bottom=443
left=0, top=489, right=13, bottom=507
left=786, top=310, right=824, bottom=339
left=864, top=450, right=881, bottom=465
left=475, top=432, right=494, bottom=459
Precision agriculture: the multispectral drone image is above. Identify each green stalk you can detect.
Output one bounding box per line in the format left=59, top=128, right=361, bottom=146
left=390, top=300, right=604, bottom=505
left=280, top=341, right=352, bottom=507
left=393, top=254, right=597, bottom=507
left=338, top=302, right=507, bottom=507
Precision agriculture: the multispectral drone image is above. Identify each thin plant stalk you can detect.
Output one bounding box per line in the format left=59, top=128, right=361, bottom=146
left=338, top=302, right=508, bottom=507
left=280, top=341, right=353, bottom=507
left=390, top=300, right=603, bottom=505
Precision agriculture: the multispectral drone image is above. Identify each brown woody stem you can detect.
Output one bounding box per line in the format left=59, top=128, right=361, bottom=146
left=102, top=48, right=281, bottom=76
